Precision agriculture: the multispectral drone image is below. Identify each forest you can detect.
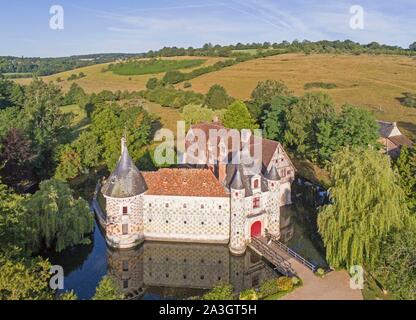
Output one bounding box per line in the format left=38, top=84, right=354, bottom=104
left=0, top=53, right=138, bottom=77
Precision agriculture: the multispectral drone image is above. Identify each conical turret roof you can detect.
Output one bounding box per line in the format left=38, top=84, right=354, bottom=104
left=101, top=138, right=147, bottom=198
left=265, top=163, right=280, bottom=181
left=230, top=165, right=245, bottom=190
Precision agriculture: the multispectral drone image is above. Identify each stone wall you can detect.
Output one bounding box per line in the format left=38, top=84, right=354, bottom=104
left=104, top=194, right=144, bottom=248
left=143, top=195, right=230, bottom=244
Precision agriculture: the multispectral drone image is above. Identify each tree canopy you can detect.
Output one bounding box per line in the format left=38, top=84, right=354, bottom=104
left=204, top=84, right=234, bottom=110
left=222, top=101, right=259, bottom=130
left=24, top=179, right=94, bottom=253
left=92, top=276, right=124, bottom=300
left=394, top=145, right=416, bottom=213
left=318, top=148, right=410, bottom=269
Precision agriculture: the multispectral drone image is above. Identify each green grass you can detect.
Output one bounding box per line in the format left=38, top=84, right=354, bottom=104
left=362, top=274, right=395, bottom=300
left=109, top=59, right=207, bottom=76
left=60, top=104, right=90, bottom=141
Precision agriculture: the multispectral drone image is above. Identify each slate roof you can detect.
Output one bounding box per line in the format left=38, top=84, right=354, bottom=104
left=101, top=145, right=147, bottom=198
left=264, top=163, right=280, bottom=181
left=225, top=164, right=268, bottom=196
left=188, top=122, right=295, bottom=171
left=378, top=121, right=397, bottom=138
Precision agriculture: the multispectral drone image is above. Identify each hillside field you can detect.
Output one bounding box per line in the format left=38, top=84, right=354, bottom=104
left=182, top=53, right=416, bottom=140
left=15, top=56, right=226, bottom=94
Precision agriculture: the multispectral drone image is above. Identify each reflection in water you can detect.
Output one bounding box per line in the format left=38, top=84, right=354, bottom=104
left=108, top=242, right=277, bottom=300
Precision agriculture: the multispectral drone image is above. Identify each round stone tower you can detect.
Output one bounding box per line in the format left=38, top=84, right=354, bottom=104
left=265, top=163, right=281, bottom=237
left=229, top=165, right=247, bottom=255
left=101, top=137, right=147, bottom=249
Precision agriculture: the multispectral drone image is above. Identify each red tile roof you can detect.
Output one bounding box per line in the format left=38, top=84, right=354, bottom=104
left=142, top=169, right=228, bottom=197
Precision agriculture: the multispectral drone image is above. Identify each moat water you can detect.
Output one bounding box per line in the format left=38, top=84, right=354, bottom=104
left=46, top=181, right=328, bottom=300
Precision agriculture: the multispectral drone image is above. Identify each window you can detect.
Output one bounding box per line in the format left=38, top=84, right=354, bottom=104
left=122, top=206, right=128, bottom=215
left=253, top=197, right=261, bottom=209
left=183, top=204, right=187, bottom=209
left=122, top=224, right=128, bottom=235
left=219, top=205, right=222, bottom=210
left=122, top=260, right=129, bottom=272
left=253, top=179, right=259, bottom=189
left=165, top=203, right=169, bottom=208
left=201, top=204, right=205, bottom=209
left=123, top=279, right=129, bottom=289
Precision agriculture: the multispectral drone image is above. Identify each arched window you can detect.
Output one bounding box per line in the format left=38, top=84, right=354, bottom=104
left=253, top=179, right=259, bottom=189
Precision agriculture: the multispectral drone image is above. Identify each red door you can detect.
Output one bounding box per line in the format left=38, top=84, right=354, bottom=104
left=251, top=221, right=262, bottom=238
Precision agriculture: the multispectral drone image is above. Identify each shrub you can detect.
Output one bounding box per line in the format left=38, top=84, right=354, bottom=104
left=163, top=70, right=185, bottom=84
left=398, top=92, right=416, bottom=108
left=276, top=277, right=294, bottom=292
left=239, top=289, right=258, bottom=300
left=259, top=278, right=279, bottom=298
left=315, top=268, right=326, bottom=277
left=146, top=77, right=159, bottom=90
left=304, top=82, right=337, bottom=90
left=291, top=277, right=300, bottom=286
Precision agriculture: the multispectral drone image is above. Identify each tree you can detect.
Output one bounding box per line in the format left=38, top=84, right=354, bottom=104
left=222, top=101, right=259, bottom=130
left=54, top=145, right=83, bottom=181
left=409, top=42, right=416, bottom=51
left=63, top=83, right=86, bottom=105
left=92, top=276, right=124, bottom=300
left=318, top=148, right=410, bottom=269
left=316, top=105, right=379, bottom=164
left=394, top=145, right=416, bottom=213
left=59, top=290, right=78, bottom=300
left=284, top=92, right=334, bottom=159
left=0, top=254, right=53, bottom=300
left=23, top=79, right=72, bottom=179
left=0, top=183, right=27, bottom=251
left=162, top=70, right=185, bottom=84
left=182, top=104, right=225, bottom=127
left=373, top=226, right=416, bottom=300
left=261, top=95, right=296, bottom=142
left=146, top=77, right=159, bottom=90
left=90, top=103, right=152, bottom=170
left=204, top=85, right=233, bottom=110
left=202, top=282, right=235, bottom=300
left=0, top=128, right=35, bottom=187
left=24, top=179, right=94, bottom=253
left=250, top=80, right=292, bottom=112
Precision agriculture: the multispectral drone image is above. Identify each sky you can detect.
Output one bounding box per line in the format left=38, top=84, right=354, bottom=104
left=0, top=0, right=415, bottom=57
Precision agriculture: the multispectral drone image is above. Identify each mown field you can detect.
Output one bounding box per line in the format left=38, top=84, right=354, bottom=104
left=183, top=53, right=416, bottom=139
left=15, top=56, right=226, bottom=94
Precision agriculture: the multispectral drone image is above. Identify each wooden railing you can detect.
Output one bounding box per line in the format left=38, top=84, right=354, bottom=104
left=266, top=231, right=317, bottom=272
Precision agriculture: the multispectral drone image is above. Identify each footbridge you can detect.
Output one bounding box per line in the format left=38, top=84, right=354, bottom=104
left=248, top=233, right=317, bottom=278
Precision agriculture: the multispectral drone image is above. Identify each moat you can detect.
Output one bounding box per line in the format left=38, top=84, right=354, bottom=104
left=46, top=182, right=329, bottom=300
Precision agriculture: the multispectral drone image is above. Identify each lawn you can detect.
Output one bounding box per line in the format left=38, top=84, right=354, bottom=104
left=109, top=59, right=206, bottom=75
left=183, top=53, right=416, bottom=140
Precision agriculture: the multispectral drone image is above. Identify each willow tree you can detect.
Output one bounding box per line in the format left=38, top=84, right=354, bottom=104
left=318, top=147, right=409, bottom=269
left=25, top=179, right=94, bottom=253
